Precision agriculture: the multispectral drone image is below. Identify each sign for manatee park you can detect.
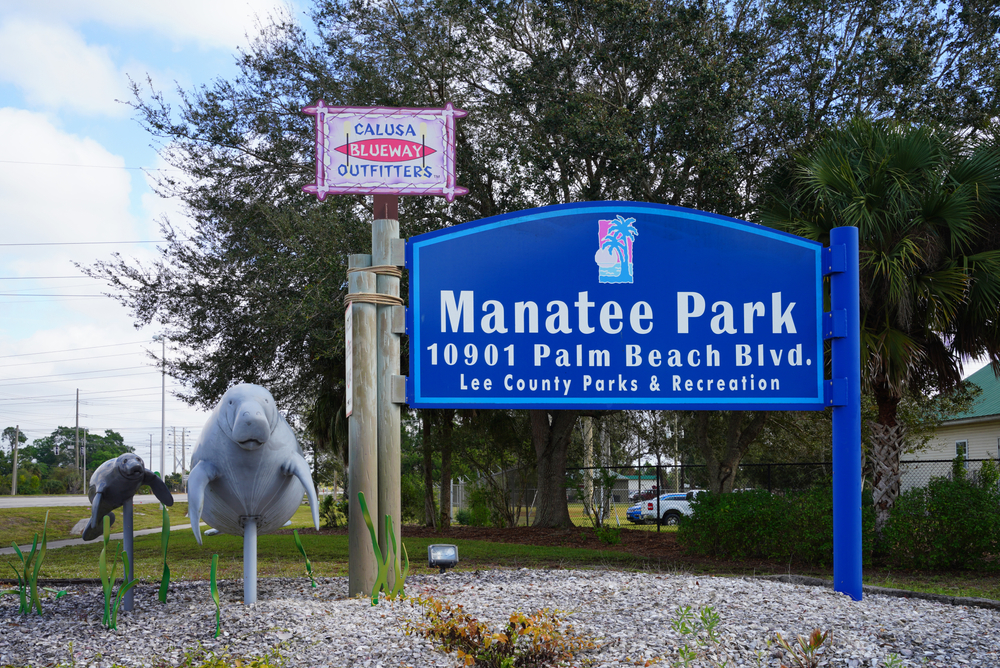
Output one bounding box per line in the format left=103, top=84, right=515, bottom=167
left=302, top=102, right=467, bottom=202
left=407, top=201, right=825, bottom=410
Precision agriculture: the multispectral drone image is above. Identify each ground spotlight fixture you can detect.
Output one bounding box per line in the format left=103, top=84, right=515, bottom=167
left=428, top=544, right=458, bottom=574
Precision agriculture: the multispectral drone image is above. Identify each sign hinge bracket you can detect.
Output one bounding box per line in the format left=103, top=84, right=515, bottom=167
left=823, top=309, right=847, bottom=340
left=824, top=378, right=848, bottom=407
left=391, top=375, right=407, bottom=404
left=824, top=244, right=847, bottom=275
left=391, top=305, right=406, bottom=334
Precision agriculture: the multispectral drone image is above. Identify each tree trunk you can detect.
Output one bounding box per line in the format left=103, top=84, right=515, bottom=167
left=422, top=410, right=436, bottom=528
left=530, top=409, right=578, bottom=527
left=439, top=408, right=454, bottom=529
left=696, top=411, right=769, bottom=494
left=871, top=383, right=905, bottom=532
left=581, top=416, right=593, bottom=521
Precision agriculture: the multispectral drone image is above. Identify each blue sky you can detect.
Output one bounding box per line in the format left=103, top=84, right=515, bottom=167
left=0, top=0, right=990, bottom=471
left=0, top=0, right=305, bottom=472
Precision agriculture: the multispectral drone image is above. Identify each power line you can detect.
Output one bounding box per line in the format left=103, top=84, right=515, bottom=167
left=0, top=159, right=179, bottom=171
left=0, top=384, right=185, bottom=401
left=0, top=240, right=167, bottom=246
left=0, top=340, right=149, bottom=359
left=0, top=351, right=145, bottom=369
left=0, top=276, right=90, bottom=280
left=0, top=293, right=107, bottom=297
left=0, top=365, right=154, bottom=383
left=0, top=370, right=158, bottom=387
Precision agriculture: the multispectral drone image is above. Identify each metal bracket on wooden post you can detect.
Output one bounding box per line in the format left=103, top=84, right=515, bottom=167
left=391, top=305, right=406, bottom=334
left=391, top=375, right=407, bottom=404
left=391, top=238, right=405, bottom=267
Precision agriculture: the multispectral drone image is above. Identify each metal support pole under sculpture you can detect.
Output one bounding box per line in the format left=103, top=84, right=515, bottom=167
left=243, top=517, right=257, bottom=605
left=373, top=194, right=403, bottom=589
left=348, top=254, right=378, bottom=597
left=828, top=226, right=862, bottom=600
left=123, top=498, right=134, bottom=611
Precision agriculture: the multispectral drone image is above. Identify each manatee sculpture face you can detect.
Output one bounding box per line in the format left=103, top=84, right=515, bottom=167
left=83, top=453, right=174, bottom=541
left=186, top=383, right=319, bottom=545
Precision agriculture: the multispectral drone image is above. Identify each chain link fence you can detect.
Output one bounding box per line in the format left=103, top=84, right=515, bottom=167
left=449, top=458, right=996, bottom=530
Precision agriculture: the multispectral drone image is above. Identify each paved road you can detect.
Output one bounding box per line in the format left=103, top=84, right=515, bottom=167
left=0, top=521, right=207, bottom=556
left=0, top=494, right=188, bottom=508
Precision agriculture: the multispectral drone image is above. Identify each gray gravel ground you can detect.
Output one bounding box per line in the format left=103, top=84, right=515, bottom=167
left=1, top=569, right=997, bottom=667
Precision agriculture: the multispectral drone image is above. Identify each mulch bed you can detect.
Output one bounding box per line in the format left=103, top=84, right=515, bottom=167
left=287, top=523, right=805, bottom=575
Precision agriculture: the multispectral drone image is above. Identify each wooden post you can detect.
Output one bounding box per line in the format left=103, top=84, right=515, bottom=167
left=348, top=253, right=378, bottom=597
left=373, top=194, right=402, bottom=588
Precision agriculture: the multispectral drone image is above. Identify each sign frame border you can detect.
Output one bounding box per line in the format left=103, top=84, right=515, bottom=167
left=406, top=201, right=826, bottom=411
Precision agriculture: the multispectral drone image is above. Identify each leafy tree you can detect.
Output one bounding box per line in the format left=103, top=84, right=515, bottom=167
left=761, top=118, right=1000, bottom=529
left=86, top=0, right=1000, bottom=526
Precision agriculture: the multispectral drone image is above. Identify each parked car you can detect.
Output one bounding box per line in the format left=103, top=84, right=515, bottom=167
left=629, top=486, right=661, bottom=502
left=627, top=490, right=706, bottom=525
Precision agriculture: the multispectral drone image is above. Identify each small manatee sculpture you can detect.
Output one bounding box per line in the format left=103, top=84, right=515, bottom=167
left=187, top=383, right=319, bottom=546
left=83, top=453, right=174, bottom=541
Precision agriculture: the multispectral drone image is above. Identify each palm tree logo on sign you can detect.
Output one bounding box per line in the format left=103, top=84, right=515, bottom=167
left=595, top=215, right=638, bottom=283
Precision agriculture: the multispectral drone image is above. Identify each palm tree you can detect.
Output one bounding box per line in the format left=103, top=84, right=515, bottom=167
left=601, top=215, right=638, bottom=282
left=761, top=118, right=1000, bottom=530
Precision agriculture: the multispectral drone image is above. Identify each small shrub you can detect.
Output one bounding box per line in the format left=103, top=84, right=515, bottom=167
left=679, top=483, right=875, bottom=566
left=594, top=525, right=621, bottom=545
left=407, top=596, right=598, bottom=668
left=456, top=508, right=473, bottom=526
left=320, top=494, right=348, bottom=528
left=880, top=472, right=1000, bottom=569
left=466, top=485, right=493, bottom=527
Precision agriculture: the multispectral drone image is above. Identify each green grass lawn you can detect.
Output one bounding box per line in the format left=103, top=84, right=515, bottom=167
left=4, top=503, right=999, bottom=603
left=2, top=502, right=191, bottom=546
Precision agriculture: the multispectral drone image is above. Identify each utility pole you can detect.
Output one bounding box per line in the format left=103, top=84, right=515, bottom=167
left=149, top=434, right=153, bottom=471
left=181, top=428, right=186, bottom=477
left=75, top=389, right=80, bottom=490
left=82, top=428, right=88, bottom=488
left=172, top=427, right=177, bottom=475
left=153, top=335, right=166, bottom=478
left=11, top=425, right=19, bottom=496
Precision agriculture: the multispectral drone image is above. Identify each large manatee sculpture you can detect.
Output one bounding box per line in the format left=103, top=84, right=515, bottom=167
left=83, top=453, right=173, bottom=541
left=187, top=384, right=319, bottom=546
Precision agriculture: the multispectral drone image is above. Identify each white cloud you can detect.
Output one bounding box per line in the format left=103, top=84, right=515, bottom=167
left=0, top=19, right=131, bottom=116
left=0, top=108, right=134, bottom=245
left=0, top=0, right=294, bottom=51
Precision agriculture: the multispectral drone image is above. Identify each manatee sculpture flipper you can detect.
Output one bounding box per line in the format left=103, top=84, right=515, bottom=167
left=281, top=452, right=320, bottom=530
left=143, top=470, right=175, bottom=507
left=83, top=488, right=106, bottom=541
left=187, top=460, right=221, bottom=546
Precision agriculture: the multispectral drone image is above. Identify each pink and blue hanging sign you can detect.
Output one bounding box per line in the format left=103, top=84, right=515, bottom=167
left=302, top=102, right=467, bottom=202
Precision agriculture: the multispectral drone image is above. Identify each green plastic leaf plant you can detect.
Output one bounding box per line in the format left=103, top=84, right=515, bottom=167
left=387, top=514, right=409, bottom=601
left=358, top=492, right=389, bottom=605
left=210, top=554, right=221, bottom=638
left=159, top=505, right=171, bottom=603
left=357, top=492, right=411, bottom=605
left=8, top=510, right=49, bottom=614
left=99, top=515, right=138, bottom=629
left=292, top=529, right=316, bottom=587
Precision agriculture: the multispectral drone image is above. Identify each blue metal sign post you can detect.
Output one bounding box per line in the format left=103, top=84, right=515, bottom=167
left=828, top=226, right=862, bottom=600
left=406, top=201, right=863, bottom=600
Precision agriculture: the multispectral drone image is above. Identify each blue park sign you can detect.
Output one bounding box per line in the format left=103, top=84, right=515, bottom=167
left=406, top=201, right=825, bottom=411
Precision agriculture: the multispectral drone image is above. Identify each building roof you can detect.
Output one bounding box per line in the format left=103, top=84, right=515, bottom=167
left=950, top=365, right=1000, bottom=420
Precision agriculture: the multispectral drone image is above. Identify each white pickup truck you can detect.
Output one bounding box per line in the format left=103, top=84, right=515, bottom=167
left=626, top=489, right=706, bottom=525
